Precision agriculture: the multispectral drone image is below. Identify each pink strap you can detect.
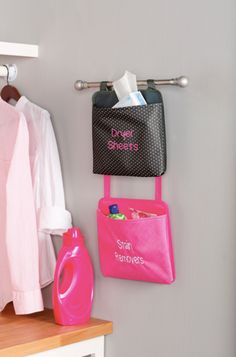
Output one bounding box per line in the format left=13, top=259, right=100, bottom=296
left=155, top=176, right=162, bottom=200
left=104, top=175, right=111, bottom=198
left=104, top=176, right=162, bottom=201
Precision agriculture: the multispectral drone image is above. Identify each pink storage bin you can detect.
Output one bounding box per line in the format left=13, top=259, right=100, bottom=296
left=97, top=176, right=175, bottom=284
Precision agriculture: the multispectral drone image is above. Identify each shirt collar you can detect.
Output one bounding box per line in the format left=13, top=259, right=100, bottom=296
left=15, top=96, right=29, bottom=112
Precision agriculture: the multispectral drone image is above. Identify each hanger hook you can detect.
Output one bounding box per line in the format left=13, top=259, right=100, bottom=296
left=1, top=64, right=17, bottom=84
left=2, top=65, right=10, bottom=85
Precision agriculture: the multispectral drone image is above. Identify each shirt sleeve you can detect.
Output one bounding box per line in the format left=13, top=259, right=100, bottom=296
left=38, top=111, right=72, bottom=235
left=6, top=114, right=43, bottom=314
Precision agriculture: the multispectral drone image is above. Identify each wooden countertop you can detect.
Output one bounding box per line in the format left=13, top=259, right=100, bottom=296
left=0, top=303, right=112, bottom=356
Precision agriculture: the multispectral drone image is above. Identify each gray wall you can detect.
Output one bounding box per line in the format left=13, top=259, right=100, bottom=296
left=1, top=1, right=236, bottom=356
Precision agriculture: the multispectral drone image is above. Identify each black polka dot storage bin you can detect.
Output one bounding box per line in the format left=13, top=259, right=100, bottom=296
left=92, top=81, right=167, bottom=177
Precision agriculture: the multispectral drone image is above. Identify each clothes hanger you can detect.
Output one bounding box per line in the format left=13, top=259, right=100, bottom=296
left=0, top=65, right=21, bottom=103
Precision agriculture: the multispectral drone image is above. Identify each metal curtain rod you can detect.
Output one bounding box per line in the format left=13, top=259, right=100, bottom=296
left=0, top=64, right=17, bottom=82
left=74, top=75, right=189, bottom=91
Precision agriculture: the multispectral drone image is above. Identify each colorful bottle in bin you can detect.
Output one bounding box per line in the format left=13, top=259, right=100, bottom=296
left=109, top=204, right=126, bottom=220
left=53, top=227, right=94, bottom=326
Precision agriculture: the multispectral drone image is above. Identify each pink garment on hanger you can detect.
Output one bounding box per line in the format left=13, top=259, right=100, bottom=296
left=0, top=98, right=43, bottom=314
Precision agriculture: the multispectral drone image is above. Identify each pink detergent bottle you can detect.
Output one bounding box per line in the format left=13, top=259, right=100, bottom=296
left=53, top=227, right=94, bottom=325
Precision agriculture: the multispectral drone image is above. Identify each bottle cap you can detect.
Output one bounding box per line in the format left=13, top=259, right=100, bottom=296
left=63, top=227, right=84, bottom=245
left=109, top=204, right=119, bottom=214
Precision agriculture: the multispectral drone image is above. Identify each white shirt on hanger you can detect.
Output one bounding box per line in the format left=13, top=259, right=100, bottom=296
left=0, top=97, right=43, bottom=314
left=15, top=96, right=72, bottom=288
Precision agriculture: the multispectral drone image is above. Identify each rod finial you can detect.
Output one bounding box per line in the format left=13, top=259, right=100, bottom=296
left=74, top=80, right=88, bottom=91
left=176, top=76, right=188, bottom=87
left=2, top=64, right=18, bottom=82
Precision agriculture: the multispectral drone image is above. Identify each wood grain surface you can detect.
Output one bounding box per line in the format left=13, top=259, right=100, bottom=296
left=0, top=303, right=112, bottom=356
